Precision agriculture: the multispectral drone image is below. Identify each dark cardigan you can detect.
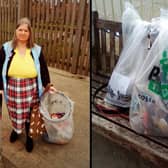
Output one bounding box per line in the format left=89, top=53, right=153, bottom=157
left=0, top=46, right=50, bottom=90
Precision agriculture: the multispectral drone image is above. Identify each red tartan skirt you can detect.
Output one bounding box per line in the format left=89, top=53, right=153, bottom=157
left=7, top=77, right=39, bottom=134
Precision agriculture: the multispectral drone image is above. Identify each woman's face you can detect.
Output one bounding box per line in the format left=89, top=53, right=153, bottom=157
left=16, top=24, right=30, bottom=43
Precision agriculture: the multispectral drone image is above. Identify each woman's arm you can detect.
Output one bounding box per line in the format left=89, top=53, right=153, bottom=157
left=0, top=47, right=5, bottom=90
left=39, top=50, right=51, bottom=87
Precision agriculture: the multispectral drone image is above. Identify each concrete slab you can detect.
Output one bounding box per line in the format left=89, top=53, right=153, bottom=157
left=1, top=68, right=90, bottom=168
left=92, top=131, right=158, bottom=168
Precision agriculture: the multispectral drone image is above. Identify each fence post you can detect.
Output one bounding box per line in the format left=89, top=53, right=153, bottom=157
left=71, top=0, right=87, bottom=74
left=92, top=11, right=101, bottom=73
left=18, top=0, right=24, bottom=19
left=18, top=0, right=30, bottom=19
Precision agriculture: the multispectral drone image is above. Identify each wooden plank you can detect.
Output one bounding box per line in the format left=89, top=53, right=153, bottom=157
left=119, top=32, right=123, bottom=55
left=7, top=0, right=11, bottom=40
left=45, top=1, right=51, bottom=64
left=49, top=0, right=56, bottom=66
left=24, top=0, right=26, bottom=17
left=51, top=0, right=59, bottom=67
left=4, top=1, right=7, bottom=41
left=78, top=2, right=89, bottom=75
left=41, top=0, right=49, bottom=62
left=57, top=0, right=66, bottom=69
left=40, top=0, right=46, bottom=52
left=84, top=40, right=90, bottom=76
left=55, top=0, right=62, bottom=67
left=38, top=0, right=43, bottom=46
left=101, top=30, right=107, bottom=72
left=96, top=19, right=122, bottom=32
left=61, top=0, right=72, bottom=70
left=31, top=1, right=36, bottom=45
left=25, top=0, right=29, bottom=17
left=48, top=1, right=54, bottom=66
left=10, top=0, right=13, bottom=39
left=93, top=11, right=101, bottom=72
left=28, top=0, right=32, bottom=19
left=109, top=31, right=115, bottom=71
left=71, top=0, right=86, bottom=74
left=18, top=0, right=25, bottom=19
left=14, top=0, right=17, bottom=29
left=6, top=0, right=9, bottom=40
left=10, top=0, right=14, bottom=40
left=52, top=0, right=61, bottom=67
left=5, top=0, right=7, bottom=41
left=66, top=0, right=77, bottom=71
left=36, top=0, right=41, bottom=45
left=84, top=1, right=90, bottom=76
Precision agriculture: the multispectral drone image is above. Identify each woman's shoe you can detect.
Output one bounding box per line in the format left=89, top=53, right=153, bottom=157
left=10, top=130, right=18, bottom=143
left=26, top=136, right=34, bottom=152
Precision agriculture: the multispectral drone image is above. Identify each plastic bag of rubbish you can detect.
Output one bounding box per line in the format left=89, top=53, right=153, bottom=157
left=104, top=2, right=150, bottom=108
left=40, top=90, right=74, bottom=144
left=122, top=1, right=141, bottom=45
left=130, top=10, right=168, bottom=136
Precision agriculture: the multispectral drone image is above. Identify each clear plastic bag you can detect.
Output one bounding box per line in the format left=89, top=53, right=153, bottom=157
left=39, top=90, right=74, bottom=144
left=122, top=2, right=141, bottom=45
left=104, top=2, right=150, bottom=108
left=130, top=12, right=168, bottom=136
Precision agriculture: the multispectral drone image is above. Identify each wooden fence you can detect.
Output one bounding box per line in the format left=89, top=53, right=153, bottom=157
left=0, top=0, right=90, bottom=76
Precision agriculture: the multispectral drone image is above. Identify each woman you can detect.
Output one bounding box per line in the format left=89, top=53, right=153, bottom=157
left=0, top=17, right=54, bottom=152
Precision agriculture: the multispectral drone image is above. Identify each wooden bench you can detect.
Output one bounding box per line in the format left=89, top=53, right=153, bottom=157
left=92, top=11, right=168, bottom=168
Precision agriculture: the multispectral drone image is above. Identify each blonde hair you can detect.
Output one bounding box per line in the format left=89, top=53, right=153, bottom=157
left=12, top=17, right=34, bottom=49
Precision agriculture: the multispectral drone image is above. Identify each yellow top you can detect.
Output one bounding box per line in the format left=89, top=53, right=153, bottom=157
left=8, top=48, right=37, bottom=78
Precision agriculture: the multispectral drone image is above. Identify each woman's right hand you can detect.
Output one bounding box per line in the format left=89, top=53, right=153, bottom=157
left=49, top=86, right=57, bottom=94
left=45, top=83, right=57, bottom=93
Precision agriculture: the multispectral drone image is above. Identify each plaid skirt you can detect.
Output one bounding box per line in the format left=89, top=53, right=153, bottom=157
left=7, top=77, right=39, bottom=134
